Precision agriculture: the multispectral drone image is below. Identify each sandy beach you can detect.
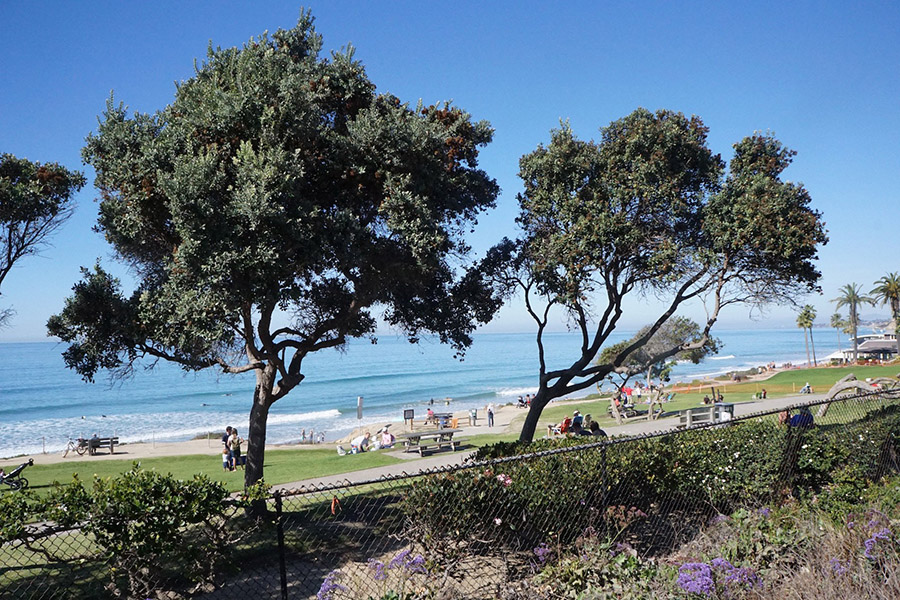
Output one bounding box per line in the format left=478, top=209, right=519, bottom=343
left=0, top=402, right=529, bottom=468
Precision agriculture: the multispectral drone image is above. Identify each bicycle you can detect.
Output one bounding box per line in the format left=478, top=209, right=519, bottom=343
left=62, top=437, right=88, bottom=457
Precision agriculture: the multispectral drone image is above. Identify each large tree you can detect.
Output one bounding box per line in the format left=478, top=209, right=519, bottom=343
left=599, top=316, right=718, bottom=392
left=871, top=272, right=900, bottom=356
left=47, top=14, right=501, bottom=487
left=832, top=283, right=874, bottom=363
left=482, top=109, right=827, bottom=442
left=598, top=317, right=718, bottom=422
left=0, top=154, right=85, bottom=325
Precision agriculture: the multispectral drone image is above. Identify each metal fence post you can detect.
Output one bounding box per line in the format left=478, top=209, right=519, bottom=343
left=274, top=490, right=289, bottom=600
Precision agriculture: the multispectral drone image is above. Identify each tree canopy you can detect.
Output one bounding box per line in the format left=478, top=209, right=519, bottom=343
left=482, top=109, right=828, bottom=441
left=0, top=153, right=85, bottom=325
left=598, top=317, right=719, bottom=389
left=47, top=13, right=501, bottom=487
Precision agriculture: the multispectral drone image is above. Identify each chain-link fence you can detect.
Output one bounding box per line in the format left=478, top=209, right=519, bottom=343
left=3, top=388, right=900, bottom=599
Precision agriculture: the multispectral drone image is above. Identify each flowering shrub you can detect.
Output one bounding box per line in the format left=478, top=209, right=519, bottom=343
left=676, top=558, right=762, bottom=598
left=317, top=549, right=431, bottom=600
left=531, top=531, right=671, bottom=598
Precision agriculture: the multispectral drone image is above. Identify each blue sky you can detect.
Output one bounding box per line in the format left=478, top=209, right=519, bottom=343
left=1, top=1, right=898, bottom=341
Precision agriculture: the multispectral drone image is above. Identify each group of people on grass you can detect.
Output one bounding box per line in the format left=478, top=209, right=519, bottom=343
left=337, top=426, right=396, bottom=455
left=547, top=410, right=607, bottom=438
left=221, top=426, right=245, bottom=471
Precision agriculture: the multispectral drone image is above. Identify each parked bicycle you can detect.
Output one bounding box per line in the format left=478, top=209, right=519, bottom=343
left=0, top=458, right=33, bottom=491
left=62, top=437, right=88, bottom=457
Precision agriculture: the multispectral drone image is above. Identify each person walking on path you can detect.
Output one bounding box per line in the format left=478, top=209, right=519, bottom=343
left=487, top=403, right=495, bottom=427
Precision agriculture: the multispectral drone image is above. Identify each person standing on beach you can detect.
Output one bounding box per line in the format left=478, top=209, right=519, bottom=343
left=487, top=403, right=495, bottom=427
left=229, top=428, right=244, bottom=470
left=221, top=426, right=233, bottom=467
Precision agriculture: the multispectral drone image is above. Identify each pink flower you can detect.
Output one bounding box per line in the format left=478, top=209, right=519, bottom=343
left=494, top=517, right=503, bottom=525
left=496, top=473, right=512, bottom=487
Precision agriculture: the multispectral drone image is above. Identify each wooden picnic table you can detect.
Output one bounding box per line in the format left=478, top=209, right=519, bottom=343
left=395, top=428, right=464, bottom=456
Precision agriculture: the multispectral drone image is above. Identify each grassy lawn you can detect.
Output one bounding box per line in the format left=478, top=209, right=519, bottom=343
left=510, top=362, right=900, bottom=433
left=672, top=362, right=900, bottom=399
left=19, top=447, right=405, bottom=495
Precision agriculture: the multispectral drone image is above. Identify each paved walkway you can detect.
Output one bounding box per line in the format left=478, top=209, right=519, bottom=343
left=272, top=392, right=828, bottom=493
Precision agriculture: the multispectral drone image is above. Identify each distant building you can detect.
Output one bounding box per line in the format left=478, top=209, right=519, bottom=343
left=824, top=333, right=898, bottom=363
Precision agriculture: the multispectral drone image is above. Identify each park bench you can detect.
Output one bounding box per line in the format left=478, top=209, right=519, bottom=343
left=397, top=429, right=465, bottom=457
left=677, top=404, right=734, bottom=428
left=425, top=412, right=453, bottom=427
left=88, top=436, right=119, bottom=455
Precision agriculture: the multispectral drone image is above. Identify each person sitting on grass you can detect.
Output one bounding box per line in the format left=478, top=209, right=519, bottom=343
left=571, top=410, right=583, bottom=429
left=350, top=432, right=371, bottom=454
left=379, top=428, right=395, bottom=449
left=589, top=421, right=607, bottom=438
left=582, top=414, right=593, bottom=431
left=547, top=416, right=573, bottom=436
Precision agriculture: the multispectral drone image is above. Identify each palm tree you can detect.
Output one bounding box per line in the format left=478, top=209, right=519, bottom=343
left=830, top=312, right=845, bottom=362
left=797, top=306, right=812, bottom=367
left=807, top=305, right=817, bottom=366
left=871, top=272, right=900, bottom=357
left=833, top=283, right=875, bottom=363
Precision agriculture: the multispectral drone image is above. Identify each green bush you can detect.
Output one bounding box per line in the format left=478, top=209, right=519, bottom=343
left=2, top=465, right=251, bottom=599
left=404, top=405, right=900, bottom=556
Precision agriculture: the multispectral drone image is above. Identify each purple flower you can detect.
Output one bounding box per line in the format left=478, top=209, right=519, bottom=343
left=710, top=557, right=734, bottom=571
left=758, top=507, right=771, bottom=517
left=533, top=542, right=552, bottom=564
left=829, top=558, right=848, bottom=575
left=864, top=528, right=892, bottom=559
left=725, top=566, right=762, bottom=589
left=388, top=549, right=411, bottom=570
left=709, top=514, right=730, bottom=526
left=405, top=554, right=427, bottom=574
left=367, top=558, right=387, bottom=581
left=317, top=569, right=347, bottom=600
left=846, top=520, right=855, bottom=530
left=678, top=562, right=715, bottom=596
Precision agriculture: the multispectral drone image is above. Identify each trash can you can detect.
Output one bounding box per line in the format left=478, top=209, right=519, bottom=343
left=469, top=409, right=477, bottom=426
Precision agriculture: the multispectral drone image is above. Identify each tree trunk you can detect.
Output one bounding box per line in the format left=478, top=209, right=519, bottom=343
left=803, top=329, right=810, bottom=367
left=245, top=366, right=276, bottom=490
left=893, top=305, right=900, bottom=359
left=810, top=327, right=817, bottom=366
left=519, top=387, right=550, bottom=442
left=852, top=316, right=859, bottom=363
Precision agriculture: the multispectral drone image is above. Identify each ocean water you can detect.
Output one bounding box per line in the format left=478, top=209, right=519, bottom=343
left=0, top=327, right=855, bottom=458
